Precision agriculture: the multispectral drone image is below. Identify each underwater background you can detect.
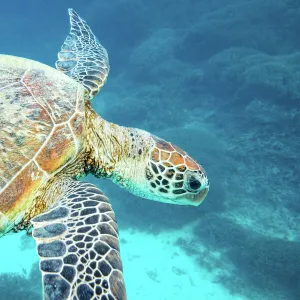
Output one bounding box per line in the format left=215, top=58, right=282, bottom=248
left=0, top=0, right=299, bottom=299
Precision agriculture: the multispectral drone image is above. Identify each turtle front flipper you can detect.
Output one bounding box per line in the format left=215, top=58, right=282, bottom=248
left=56, top=9, right=109, bottom=99
left=31, top=180, right=126, bottom=300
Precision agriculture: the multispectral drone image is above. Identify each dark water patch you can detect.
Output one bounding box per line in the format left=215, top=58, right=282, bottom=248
left=0, top=263, right=41, bottom=300
left=177, top=214, right=300, bottom=300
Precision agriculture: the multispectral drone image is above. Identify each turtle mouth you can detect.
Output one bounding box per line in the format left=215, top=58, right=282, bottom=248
left=187, top=186, right=209, bottom=206
left=158, top=185, right=209, bottom=206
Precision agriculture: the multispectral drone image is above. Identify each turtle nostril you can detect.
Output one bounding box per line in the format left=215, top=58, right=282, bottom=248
left=189, top=175, right=201, bottom=191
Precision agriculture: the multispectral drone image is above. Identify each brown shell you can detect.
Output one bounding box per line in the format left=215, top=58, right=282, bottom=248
left=0, top=55, right=85, bottom=230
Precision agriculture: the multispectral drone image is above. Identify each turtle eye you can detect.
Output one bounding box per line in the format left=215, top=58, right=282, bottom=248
left=189, top=176, right=201, bottom=190
left=185, top=172, right=202, bottom=193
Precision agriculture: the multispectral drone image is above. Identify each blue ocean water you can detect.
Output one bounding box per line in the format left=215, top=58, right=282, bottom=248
left=0, top=0, right=299, bottom=299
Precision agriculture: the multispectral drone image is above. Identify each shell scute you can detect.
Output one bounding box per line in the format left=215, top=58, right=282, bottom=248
left=22, top=68, right=79, bottom=124
left=0, top=82, right=52, bottom=187
left=69, top=112, right=85, bottom=143
left=0, top=161, right=45, bottom=214
left=36, top=124, right=76, bottom=173
left=0, top=66, right=24, bottom=89
left=0, top=55, right=86, bottom=232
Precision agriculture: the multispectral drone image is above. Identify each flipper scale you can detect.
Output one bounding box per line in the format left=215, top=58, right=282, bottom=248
left=31, top=180, right=126, bottom=300
left=56, top=9, right=109, bottom=100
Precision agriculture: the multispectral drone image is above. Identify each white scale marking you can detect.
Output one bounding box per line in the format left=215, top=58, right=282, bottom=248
left=0, top=81, right=20, bottom=91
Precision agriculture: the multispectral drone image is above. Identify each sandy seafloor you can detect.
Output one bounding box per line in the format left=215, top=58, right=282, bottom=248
left=0, top=226, right=246, bottom=300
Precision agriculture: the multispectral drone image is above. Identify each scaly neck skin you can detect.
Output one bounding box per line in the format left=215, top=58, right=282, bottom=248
left=84, top=103, right=154, bottom=192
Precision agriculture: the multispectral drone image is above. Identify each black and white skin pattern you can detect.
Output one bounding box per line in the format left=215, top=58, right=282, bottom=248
left=32, top=181, right=126, bottom=300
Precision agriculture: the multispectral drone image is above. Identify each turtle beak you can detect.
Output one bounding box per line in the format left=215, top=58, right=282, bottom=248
left=189, top=186, right=209, bottom=206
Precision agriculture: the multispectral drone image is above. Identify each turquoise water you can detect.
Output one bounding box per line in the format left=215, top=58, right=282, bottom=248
left=0, top=0, right=299, bottom=299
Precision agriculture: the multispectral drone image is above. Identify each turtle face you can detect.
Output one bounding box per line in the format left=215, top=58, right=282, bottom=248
left=145, top=136, right=209, bottom=206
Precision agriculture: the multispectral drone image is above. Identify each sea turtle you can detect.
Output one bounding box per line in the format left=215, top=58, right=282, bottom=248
left=0, top=9, right=209, bottom=300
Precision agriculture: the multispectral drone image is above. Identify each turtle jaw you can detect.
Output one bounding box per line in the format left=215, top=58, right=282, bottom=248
left=134, top=183, right=209, bottom=206
left=180, top=185, right=210, bottom=206
left=145, top=179, right=210, bottom=206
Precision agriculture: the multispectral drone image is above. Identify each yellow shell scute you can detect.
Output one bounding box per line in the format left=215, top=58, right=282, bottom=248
left=36, top=124, right=77, bottom=173
left=22, top=67, right=79, bottom=124
left=0, top=161, right=45, bottom=214
left=0, top=83, right=52, bottom=186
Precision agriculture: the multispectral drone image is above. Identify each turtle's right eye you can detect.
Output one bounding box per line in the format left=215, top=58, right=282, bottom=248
left=184, top=171, right=202, bottom=193
left=188, top=175, right=202, bottom=192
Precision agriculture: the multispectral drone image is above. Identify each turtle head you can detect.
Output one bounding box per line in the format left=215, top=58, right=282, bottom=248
left=112, top=130, right=209, bottom=206
left=88, top=117, right=209, bottom=206
left=141, top=136, right=209, bottom=206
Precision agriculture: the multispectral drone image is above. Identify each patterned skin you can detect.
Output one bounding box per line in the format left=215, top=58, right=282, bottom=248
left=84, top=102, right=209, bottom=207
left=31, top=180, right=126, bottom=300
left=0, top=9, right=209, bottom=300
left=147, top=136, right=209, bottom=205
